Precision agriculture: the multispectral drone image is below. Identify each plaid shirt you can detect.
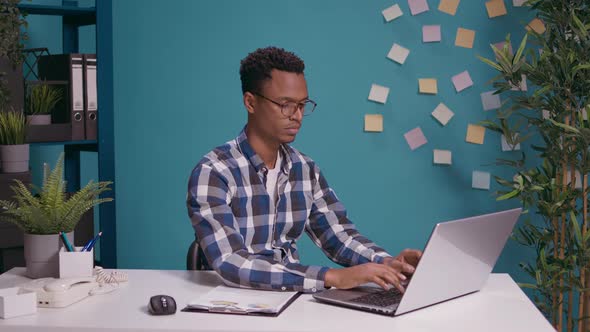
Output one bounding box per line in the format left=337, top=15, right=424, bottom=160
left=186, top=128, right=391, bottom=293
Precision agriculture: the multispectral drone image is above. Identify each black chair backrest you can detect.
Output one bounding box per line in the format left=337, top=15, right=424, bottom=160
left=186, top=237, right=212, bottom=271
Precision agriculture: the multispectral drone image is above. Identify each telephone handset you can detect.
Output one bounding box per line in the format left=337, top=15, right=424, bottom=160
left=21, top=276, right=98, bottom=308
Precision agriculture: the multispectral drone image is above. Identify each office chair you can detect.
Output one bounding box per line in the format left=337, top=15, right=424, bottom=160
left=186, top=236, right=212, bottom=271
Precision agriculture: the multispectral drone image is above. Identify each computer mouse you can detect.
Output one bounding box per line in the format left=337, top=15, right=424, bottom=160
left=148, top=295, right=177, bottom=315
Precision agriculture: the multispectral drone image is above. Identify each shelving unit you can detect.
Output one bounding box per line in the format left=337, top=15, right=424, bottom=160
left=3, top=0, right=117, bottom=269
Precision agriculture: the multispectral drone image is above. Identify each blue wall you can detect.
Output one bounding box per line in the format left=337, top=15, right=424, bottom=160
left=110, top=0, right=536, bottom=280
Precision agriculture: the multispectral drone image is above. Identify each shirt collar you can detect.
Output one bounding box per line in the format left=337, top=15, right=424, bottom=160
left=236, top=126, right=292, bottom=175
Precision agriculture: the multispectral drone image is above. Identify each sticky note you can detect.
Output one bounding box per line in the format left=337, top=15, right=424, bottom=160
left=419, top=79, right=438, bottom=94
left=493, top=41, right=513, bottom=55
left=433, top=149, right=452, bottom=165
left=387, top=43, right=410, bottom=64
left=452, top=70, right=473, bottom=92
left=486, top=0, right=507, bottom=18
left=513, top=0, right=527, bottom=6
left=466, top=124, right=486, bottom=144
left=382, top=4, right=403, bottom=22
left=526, top=18, right=546, bottom=34
left=364, top=114, right=383, bottom=132
left=481, top=91, right=501, bottom=111
left=423, top=25, right=442, bottom=43
left=511, top=74, right=527, bottom=91
left=501, top=134, right=521, bottom=151
left=368, top=84, right=390, bottom=104
left=408, top=0, right=429, bottom=15
left=455, top=28, right=476, bottom=48
left=404, top=127, right=427, bottom=150
left=431, top=103, right=454, bottom=126
left=472, top=171, right=491, bottom=190
left=439, top=0, right=459, bottom=15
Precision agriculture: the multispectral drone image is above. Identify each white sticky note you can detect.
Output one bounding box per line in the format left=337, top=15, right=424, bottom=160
left=433, top=149, right=452, bottom=165
left=513, top=0, right=527, bottom=6
left=408, top=0, right=429, bottom=15
left=387, top=43, right=410, bottom=64
left=511, top=74, right=527, bottom=91
left=472, top=171, right=491, bottom=190
left=382, top=4, right=403, bottom=22
left=431, top=103, right=454, bottom=126
left=368, top=84, right=390, bottom=104
left=481, top=91, right=501, bottom=111
left=423, top=25, right=442, bottom=43
left=501, top=134, right=521, bottom=151
left=452, top=70, right=474, bottom=92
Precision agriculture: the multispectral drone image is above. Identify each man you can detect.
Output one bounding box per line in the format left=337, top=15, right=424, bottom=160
left=187, top=46, right=421, bottom=293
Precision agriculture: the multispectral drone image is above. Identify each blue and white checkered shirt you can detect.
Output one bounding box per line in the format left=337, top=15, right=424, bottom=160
left=186, top=128, right=391, bottom=293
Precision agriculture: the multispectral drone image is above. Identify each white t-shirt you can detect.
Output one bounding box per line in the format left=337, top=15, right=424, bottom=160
left=265, top=151, right=282, bottom=207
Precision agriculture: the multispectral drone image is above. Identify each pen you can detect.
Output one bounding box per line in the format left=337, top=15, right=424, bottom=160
left=82, top=231, right=102, bottom=252
left=59, top=231, right=75, bottom=252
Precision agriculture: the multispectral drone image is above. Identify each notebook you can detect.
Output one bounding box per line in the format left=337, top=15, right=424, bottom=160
left=312, top=208, right=522, bottom=316
left=182, top=285, right=300, bottom=317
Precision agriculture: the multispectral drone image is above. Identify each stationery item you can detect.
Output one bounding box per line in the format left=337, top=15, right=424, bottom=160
left=485, top=0, right=507, bottom=18
left=511, top=74, right=527, bottom=91
left=455, top=28, right=476, bottom=48
left=431, top=103, right=454, bottom=126
left=59, top=231, right=75, bottom=252
left=433, top=149, right=452, bottom=165
left=526, top=18, right=546, bottom=34
left=387, top=43, right=410, bottom=64
left=423, top=25, right=441, bottom=43
left=368, top=84, right=390, bottom=104
left=382, top=4, right=403, bottom=22
left=438, top=0, right=460, bottom=15
left=59, top=247, right=94, bottom=278
left=38, top=54, right=86, bottom=140
left=419, top=78, right=438, bottom=94
left=183, top=285, right=300, bottom=317
left=365, top=114, right=384, bottom=132
left=493, top=41, right=513, bottom=60
left=472, top=171, right=491, bottom=190
left=82, top=231, right=102, bottom=252
left=466, top=124, right=486, bottom=145
left=513, top=0, right=527, bottom=6
left=404, top=127, right=428, bottom=150
left=0, top=287, right=37, bottom=319
left=408, top=0, right=429, bottom=15
left=83, top=54, right=98, bottom=140
left=501, top=134, right=521, bottom=151
left=481, top=91, right=501, bottom=111
left=452, top=70, right=473, bottom=92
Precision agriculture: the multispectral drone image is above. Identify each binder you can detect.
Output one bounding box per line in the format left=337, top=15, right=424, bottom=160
left=38, top=54, right=85, bottom=140
left=83, top=54, right=97, bottom=140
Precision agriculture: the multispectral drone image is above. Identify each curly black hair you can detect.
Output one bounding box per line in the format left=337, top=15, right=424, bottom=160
left=239, top=46, right=305, bottom=94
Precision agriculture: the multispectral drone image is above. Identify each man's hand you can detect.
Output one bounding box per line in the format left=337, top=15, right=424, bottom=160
left=324, top=263, right=408, bottom=293
left=388, top=248, right=422, bottom=269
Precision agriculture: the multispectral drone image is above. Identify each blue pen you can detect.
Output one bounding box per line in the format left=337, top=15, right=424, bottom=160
left=59, top=231, right=75, bottom=252
left=82, top=231, right=102, bottom=252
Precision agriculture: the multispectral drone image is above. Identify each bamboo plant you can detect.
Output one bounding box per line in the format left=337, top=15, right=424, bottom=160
left=477, top=1, right=590, bottom=331
left=0, top=110, right=26, bottom=145
left=26, top=83, right=62, bottom=115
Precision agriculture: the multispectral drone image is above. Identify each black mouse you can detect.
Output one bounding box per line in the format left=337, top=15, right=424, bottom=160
left=148, top=295, right=177, bottom=315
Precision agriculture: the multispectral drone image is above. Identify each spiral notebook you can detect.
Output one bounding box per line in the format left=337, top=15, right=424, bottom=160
left=182, top=285, right=301, bottom=317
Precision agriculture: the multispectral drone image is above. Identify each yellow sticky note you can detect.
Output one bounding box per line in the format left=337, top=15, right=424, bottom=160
left=364, top=114, right=383, bottom=132
left=419, top=79, right=438, bottom=94
left=466, top=124, right=486, bottom=144
left=526, top=18, right=546, bottom=34
left=455, top=28, right=476, bottom=48
left=485, top=0, right=507, bottom=18
left=438, top=0, right=460, bottom=15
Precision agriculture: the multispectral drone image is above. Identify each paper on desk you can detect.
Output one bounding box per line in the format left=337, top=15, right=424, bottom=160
left=382, top=4, right=403, bottom=22
left=486, top=0, right=507, bottom=18
left=466, top=124, right=486, bottom=144
left=368, top=84, right=390, bottom=104
left=439, top=0, right=460, bottom=15
left=472, top=171, right=491, bottom=190
left=433, top=149, right=452, bottom=165
left=408, top=0, right=429, bottom=15
left=423, top=25, right=441, bottom=43
left=452, top=70, right=473, bottom=92
left=187, top=286, right=298, bottom=313
left=481, top=91, right=501, bottom=111
left=526, top=18, right=546, bottom=34
left=431, top=103, right=454, bottom=126
left=419, top=78, right=438, bottom=94
left=455, top=28, right=476, bottom=48
left=404, top=127, right=427, bottom=150
left=387, top=43, right=410, bottom=64
left=365, top=114, right=384, bottom=132
left=501, top=134, right=521, bottom=151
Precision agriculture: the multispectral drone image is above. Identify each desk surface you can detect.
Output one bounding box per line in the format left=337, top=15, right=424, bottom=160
left=0, top=268, right=554, bottom=332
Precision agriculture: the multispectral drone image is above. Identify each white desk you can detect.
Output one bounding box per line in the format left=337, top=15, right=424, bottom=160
left=0, top=268, right=554, bottom=332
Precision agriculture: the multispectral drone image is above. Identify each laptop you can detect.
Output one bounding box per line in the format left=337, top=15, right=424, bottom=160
left=312, top=207, right=522, bottom=316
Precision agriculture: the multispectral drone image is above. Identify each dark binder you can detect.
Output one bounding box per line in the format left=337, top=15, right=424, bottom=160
left=38, top=54, right=86, bottom=140
left=83, top=54, right=97, bottom=140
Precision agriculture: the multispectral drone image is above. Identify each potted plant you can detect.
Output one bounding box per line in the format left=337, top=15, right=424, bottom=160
left=0, top=0, right=28, bottom=112
left=25, top=83, right=62, bottom=125
left=0, top=153, right=113, bottom=278
left=0, top=110, right=28, bottom=173
left=477, top=0, right=590, bottom=331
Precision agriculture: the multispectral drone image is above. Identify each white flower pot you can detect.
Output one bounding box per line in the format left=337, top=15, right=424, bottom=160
left=26, top=114, right=51, bottom=125
left=0, top=144, right=29, bottom=173
left=23, top=232, right=74, bottom=279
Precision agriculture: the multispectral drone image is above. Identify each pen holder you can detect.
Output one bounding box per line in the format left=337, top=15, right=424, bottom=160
left=0, top=287, right=37, bottom=319
left=59, top=247, right=94, bottom=278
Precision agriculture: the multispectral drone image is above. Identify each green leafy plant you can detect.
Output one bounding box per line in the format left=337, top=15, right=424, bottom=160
left=477, top=1, right=590, bottom=331
left=26, top=84, right=63, bottom=115
left=0, top=153, right=113, bottom=235
left=0, top=0, right=28, bottom=68
left=0, top=110, right=26, bottom=145
left=0, top=72, right=10, bottom=110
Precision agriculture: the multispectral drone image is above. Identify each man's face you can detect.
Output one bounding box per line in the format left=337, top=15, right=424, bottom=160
left=250, top=69, right=308, bottom=144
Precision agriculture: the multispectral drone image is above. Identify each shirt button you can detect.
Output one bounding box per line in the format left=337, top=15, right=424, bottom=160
left=281, top=286, right=287, bottom=291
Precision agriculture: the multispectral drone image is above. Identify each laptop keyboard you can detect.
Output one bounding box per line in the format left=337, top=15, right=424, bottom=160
left=350, top=288, right=403, bottom=307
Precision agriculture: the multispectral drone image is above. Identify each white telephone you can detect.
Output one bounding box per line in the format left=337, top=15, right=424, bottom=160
left=20, top=276, right=98, bottom=308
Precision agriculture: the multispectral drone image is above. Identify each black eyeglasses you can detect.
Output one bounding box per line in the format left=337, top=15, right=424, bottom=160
left=253, top=92, right=317, bottom=117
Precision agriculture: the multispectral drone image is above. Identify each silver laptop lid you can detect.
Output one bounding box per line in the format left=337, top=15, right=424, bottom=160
left=395, top=208, right=522, bottom=315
